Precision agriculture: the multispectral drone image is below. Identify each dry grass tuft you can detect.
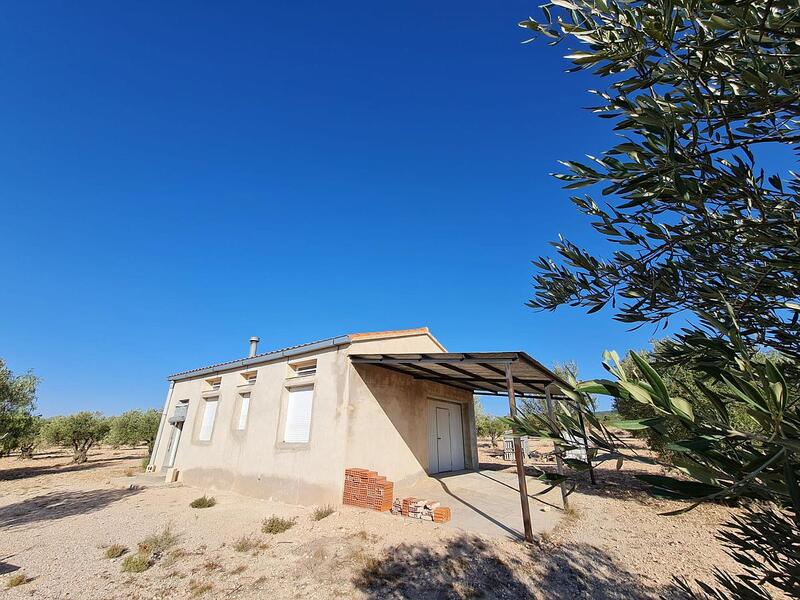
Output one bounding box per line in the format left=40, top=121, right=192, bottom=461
left=261, top=515, right=296, bottom=534
left=230, top=565, right=247, bottom=575
left=233, top=535, right=259, bottom=553
left=138, top=525, right=179, bottom=556
left=311, top=504, right=335, bottom=521
left=162, top=548, right=188, bottom=568
left=121, top=553, right=152, bottom=573
left=189, top=580, right=214, bottom=597
left=563, top=505, right=582, bottom=522
left=104, top=544, right=128, bottom=559
left=202, top=559, right=223, bottom=572
left=5, top=573, right=29, bottom=589
left=190, top=495, right=216, bottom=509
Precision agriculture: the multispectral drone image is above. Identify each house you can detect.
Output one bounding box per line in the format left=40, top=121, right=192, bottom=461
left=148, top=328, right=480, bottom=505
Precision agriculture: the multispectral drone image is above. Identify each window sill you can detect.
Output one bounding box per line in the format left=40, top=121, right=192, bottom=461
left=201, top=389, right=221, bottom=398
left=284, top=374, right=315, bottom=388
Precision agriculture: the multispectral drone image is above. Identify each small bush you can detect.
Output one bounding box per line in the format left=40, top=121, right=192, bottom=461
left=190, top=495, right=216, bottom=509
left=121, top=553, right=152, bottom=573
left=162, top=548, right=187, bottom=568
left=104, top=544, right=128, bottom=559
left=6, top=573, right=29, bottom=589
left=311, top=504, right=335, bottom=521
left=189, top=580, right=213, bottom=597
left=138, top=525, right=179, bottom=556
left=261, top=515, right=296, bottom=534
left=232, top=535, right=258, bottom=553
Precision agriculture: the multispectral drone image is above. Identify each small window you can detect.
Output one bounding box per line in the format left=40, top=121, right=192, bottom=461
left=241, top=371, right=257, bottom=385
left=290, top=360, right=317, bottom=378
left=283, top=387, right=313, bottom=443
left=198, top=397, right=219, bottom=441
left=237, top=393, right=251, bottom=430
left=206, top=377, right=222, bottom=391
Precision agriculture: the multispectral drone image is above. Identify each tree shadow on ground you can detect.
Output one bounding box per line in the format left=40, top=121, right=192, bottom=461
left=0, top=487, right=141, bottom=529
left=354, top=534, right=681, bottom=599
left=354, top=535, right=532, bottom=599
left=0, top=455, right=141, bottom=482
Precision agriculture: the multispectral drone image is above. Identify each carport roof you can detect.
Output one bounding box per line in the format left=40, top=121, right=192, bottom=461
left=349, top=352, right=569, bottom=397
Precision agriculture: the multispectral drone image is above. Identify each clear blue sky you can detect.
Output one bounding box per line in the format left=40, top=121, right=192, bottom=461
left=1, top=1, right=664, bottom=416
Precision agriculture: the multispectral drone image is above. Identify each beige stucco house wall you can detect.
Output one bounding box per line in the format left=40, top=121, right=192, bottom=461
left=148, top=328, right=478, bottom=506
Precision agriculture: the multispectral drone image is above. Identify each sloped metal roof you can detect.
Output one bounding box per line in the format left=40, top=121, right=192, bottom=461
left=349, top=352, right=568, bottom=396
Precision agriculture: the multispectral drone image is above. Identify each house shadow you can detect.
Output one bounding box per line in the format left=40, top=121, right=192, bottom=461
left=354, top=534, right=679, bottom=599
left=0, top=455, right=141, bottom=482
left=0, top=487, right=141, bottom=530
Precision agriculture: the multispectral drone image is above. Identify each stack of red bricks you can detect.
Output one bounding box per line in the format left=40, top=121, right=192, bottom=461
left=392, top=497, right=451, bottom=523
left=342, top=468, right=393, bottom=512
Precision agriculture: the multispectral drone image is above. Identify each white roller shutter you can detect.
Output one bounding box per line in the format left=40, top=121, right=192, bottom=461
left=198, top=397, right=218, bottom=441
left=284, top=387, right=314, bottom=443
left=237, top=394, right=250, bottom=430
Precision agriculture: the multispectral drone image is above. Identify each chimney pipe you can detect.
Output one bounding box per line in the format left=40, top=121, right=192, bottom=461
left=249, top=336, right=260, bottom=358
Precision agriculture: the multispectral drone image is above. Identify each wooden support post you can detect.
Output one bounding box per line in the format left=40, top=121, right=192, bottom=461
left=577, top=408, right=596, bottom=485
left=545, top=385, right=570, bottom=510
left=505, top=362, right=534, bottom=543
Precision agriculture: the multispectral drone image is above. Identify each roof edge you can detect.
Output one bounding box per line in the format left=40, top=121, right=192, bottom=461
left=349, top=327, right=447, bottom=352
left=168, top=335, right=351, bottom=382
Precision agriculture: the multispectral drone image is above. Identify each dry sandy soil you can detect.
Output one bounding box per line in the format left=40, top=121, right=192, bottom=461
left=0, top=442, right=757, bottom=599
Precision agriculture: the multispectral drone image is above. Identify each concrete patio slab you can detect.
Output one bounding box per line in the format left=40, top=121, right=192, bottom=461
left=393, top=469, right=563, bottom=540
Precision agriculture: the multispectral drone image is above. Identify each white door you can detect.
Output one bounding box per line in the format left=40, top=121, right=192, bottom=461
left=164, top=423, right=182, bottom=468
left=435, top=407, right=452, bottom=473
left=429, top=401, right=466, bottom=474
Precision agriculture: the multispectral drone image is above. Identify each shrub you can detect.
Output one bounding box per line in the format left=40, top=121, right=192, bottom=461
left=190, top=495, right=216, bottom=509
left=137, top=525, right=179, bottom=556
left=232, top=535, right=258, bottom=552
left=104, top=544, right=128, bottom=559
left=5, top=573, right=29, bottom=589
left=261, top=515, right=295, bottom=534
left=121, top=553, right=152, bottom=573
left=311, top=505, right=335, bottom=521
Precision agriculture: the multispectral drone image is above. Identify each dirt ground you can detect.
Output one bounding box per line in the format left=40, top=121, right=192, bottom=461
left=0, top=442, right=756, bottom=599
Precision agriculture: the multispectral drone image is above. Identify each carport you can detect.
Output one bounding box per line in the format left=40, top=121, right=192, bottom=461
left=350, top=351, right=572, bottom=543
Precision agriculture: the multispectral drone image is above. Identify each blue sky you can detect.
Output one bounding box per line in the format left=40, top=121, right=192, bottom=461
left=1, top=1, right=667, bottom=416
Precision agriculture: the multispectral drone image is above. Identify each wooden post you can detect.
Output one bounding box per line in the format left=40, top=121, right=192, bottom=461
left=545, top=385, right=570, bottom=510
left=505, top=362, right=534, bottom=543
left=577, top=408, right=596, bottom=485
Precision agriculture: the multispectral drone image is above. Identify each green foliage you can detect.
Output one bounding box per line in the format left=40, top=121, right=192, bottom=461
left=0, top=413, right=42, bottom=458
left=40, top=411, right=110, bottom=463
left=523, top=0, right=800, bottom=367
left=107, top=409, right=161, bottom=456
left=517, top=2, right=800, bottom=596
left=189, top=495, right=216, bottom=509
left=121, top=553, right=152, bottom=573
left=476, top=411, right=507, bottom=448
left=615, top=341, right=759, bottom=458
left=0, top=358, right=38, bottom=455
left=261, top=515, right=295, bottom=534
left=507, top=316, right=800, bottom=597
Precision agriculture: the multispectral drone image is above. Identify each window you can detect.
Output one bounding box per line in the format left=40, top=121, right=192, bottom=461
left=241, top=371, right=257, bottom=385
left=206, top=377, right=221, bottom=391
left=237, top=393, right=250, bottom=430
left=283, top=387, right=314, bottom=443
left=290, top=360, right=317, bottom=378
left=198, top=397, right=219, bottom=441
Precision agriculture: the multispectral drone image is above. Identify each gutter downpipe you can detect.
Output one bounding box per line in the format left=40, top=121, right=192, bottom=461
left=147, top=380, right=175, bottom=472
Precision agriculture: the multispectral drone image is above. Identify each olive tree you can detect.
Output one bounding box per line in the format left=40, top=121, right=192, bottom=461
left=41, top=412, right=110, bottom=464
left=106, top=409, right=161, bottom=457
